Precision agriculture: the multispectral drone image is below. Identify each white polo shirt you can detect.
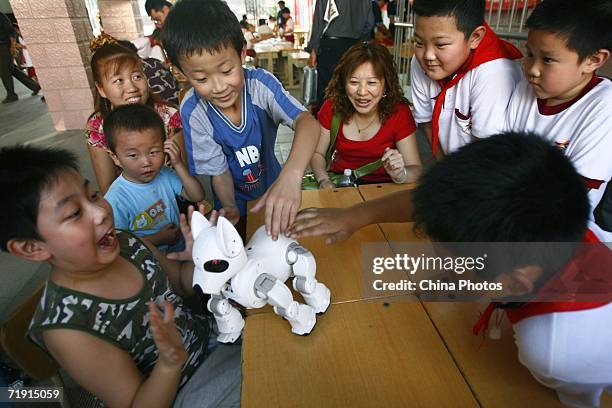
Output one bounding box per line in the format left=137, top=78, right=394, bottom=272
left=411, top=56, right=523, bottom=154
left=505, top=77, right=612, bottom=241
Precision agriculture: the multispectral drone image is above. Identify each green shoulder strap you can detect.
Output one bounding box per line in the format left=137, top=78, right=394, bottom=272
left=324, top=114, right=341, bottom=171
left=324, top=114, right=383, bottom=180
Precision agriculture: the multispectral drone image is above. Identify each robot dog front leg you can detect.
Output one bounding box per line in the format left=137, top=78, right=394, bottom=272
left=207, top=294, right=245, bottom=343
left=254, top=274, right=316, bottom=335
left=287, top=243, right=331, bottom=314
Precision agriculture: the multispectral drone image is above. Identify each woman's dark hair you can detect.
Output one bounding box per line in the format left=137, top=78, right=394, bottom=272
left=325, top=41, right=405, bottom=123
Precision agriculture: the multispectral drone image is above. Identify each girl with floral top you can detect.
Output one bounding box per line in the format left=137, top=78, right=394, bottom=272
left=86, top=37, right=184, bottom=193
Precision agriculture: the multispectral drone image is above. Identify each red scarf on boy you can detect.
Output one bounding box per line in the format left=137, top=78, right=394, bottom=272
left=473, top=230, right=612, bottom=336
left=430, top=22, right=523, bottom=156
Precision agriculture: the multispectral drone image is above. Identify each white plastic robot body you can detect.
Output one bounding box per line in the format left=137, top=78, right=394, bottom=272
left=245, top=227, right=293, bottom=282
left=189, top=211, right=331, bottom=343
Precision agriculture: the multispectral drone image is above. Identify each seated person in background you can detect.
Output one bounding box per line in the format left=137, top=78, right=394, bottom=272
left=162, top=0, right=320, bottom=240
left=104, top=104, right=205, bottom=253
left=278, top=7, right=294, bottom=44
left=289, top=132, right=612, bottom=408
left=312, top=41, right=422, bottom=188
left=144, top=0, right=172, bottom=29
left=504, top=0, right=612, bottom=242
left=240, top=20, right=259, bottom=58
left=256, top=18, right=274, bottom=40
left=268, top=15, right=277, bottom=34
left=410, top=0, right=523, bottom=159
left=85, top=35, right=183, bottom=194
left=0, top=145, right=241, bottom=408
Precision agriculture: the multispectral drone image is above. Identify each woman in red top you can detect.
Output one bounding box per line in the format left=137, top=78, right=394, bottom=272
left=311, top=42, right=422, bottom=188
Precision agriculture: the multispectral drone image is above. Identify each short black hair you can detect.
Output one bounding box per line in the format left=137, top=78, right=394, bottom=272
left=278, top=1, right=285, bottom=5
left=413, top=0, right=485, bottom=39
left=526, top=0, right=612, bottom=61
left=413, top=132, right=589, bottom=243
left=144, top=0, right=172, bottom=15
left=412, top=132, right=590, bottom=283
left=161, top=0, right=245, bottom=70
left=103, top=104, right=166, bottom=153
left=0, top=145, right=79, bottom=251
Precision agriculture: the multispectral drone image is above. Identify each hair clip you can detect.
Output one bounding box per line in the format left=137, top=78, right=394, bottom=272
left=89, top=32, right=118, bottom=53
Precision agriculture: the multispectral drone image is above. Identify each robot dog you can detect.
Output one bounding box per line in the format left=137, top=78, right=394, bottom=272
left=190, top=211, right=331, bottom=343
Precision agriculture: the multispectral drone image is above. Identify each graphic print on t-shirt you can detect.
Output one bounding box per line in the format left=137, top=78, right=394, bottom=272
left=131, top=199, right=168, bottom=231
left=235, top=144, right=264, bottom=192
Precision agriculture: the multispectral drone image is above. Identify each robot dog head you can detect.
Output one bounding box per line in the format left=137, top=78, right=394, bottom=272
left=191, top=211, right=248, bottom=294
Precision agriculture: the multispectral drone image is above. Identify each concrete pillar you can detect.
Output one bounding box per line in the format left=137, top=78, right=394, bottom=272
left=9, top=0, right=95, bottom=131
left=98, top=0, right=144, bottom=41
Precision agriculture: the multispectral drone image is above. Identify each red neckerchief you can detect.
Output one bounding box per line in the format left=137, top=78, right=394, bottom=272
left=473, top=230, right=612, bottom=336
left=430, top=22, right=523, bottom=156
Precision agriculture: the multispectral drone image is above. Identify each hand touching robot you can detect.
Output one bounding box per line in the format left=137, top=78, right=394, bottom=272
left=190, top=210, right=331, bottom=343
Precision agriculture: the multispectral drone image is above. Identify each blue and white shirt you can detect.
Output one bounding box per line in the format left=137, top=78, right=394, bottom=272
left=105, top=167, right=184, bottom=252
left=180, top=67, right=306, bottom=215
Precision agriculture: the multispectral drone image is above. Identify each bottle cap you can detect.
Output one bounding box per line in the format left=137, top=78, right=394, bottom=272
left=343, top=169, right=352, bottom=176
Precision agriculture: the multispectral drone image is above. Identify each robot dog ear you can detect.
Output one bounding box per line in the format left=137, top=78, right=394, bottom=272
left=216, top=216, right=244, bottom=258
left=190, top=210, right=211, bottom=241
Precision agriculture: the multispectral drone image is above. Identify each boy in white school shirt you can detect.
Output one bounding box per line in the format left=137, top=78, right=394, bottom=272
left=410, top=0, right=523, bottom=158
left=504, top=0, right=612, bottom=242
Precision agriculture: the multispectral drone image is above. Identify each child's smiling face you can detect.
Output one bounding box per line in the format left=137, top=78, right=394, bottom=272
left=179, top=45, right=246, bottom=113
left=413, top=15, right=482, bottom=81
left=35, top=170, right=119, bottom=274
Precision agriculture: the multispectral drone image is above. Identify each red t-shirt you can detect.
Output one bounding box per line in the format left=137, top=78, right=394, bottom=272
left=318, top=100, right=417, bottom=182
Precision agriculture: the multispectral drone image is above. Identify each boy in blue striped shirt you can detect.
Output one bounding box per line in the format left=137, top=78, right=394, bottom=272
left=162, top=0, right=320, bottom=240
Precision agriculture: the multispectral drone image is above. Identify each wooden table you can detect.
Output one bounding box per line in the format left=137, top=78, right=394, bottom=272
left=242, top=188, right=477, bottom=407
left=246, top=188, right=406, bottom=304
left=357, top=183, right=612, bottom=407
left=285, top=50, right=309, bottom=90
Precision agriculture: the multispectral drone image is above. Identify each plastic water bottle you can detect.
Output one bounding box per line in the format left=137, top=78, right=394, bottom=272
left=337, top=169, right=356, bottom=188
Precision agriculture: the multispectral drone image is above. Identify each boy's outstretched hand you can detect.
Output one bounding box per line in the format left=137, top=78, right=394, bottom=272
left=287, top=207, right=357, bottom=244
left=148, top=301, right=188, bottom=369
left=250, top=172, right=301, bottom=240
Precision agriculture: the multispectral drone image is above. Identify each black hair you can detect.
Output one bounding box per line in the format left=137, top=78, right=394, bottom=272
left=103, top=104, right=166, bottom=153
left=526, top=0, right=612, bottom=61
left=281, top=7, right=291, bottom=14
left=144, top=0, right=172, bottom=15
left=0, top=145, right=79, bottom=251
left=412, top=132, right=590, bottom=282
left=161, top=0, right=245, bottom=70
left=116, top=39, right=139, bottom=55
left=412, top=0, right=486, bottom=39
left=278, top=1, right=285, bottom=6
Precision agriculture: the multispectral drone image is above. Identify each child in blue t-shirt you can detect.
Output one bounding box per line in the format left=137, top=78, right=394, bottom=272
left=161, top=0, right=320, bottom=240
left=104, top=104, right=205, bottom=252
